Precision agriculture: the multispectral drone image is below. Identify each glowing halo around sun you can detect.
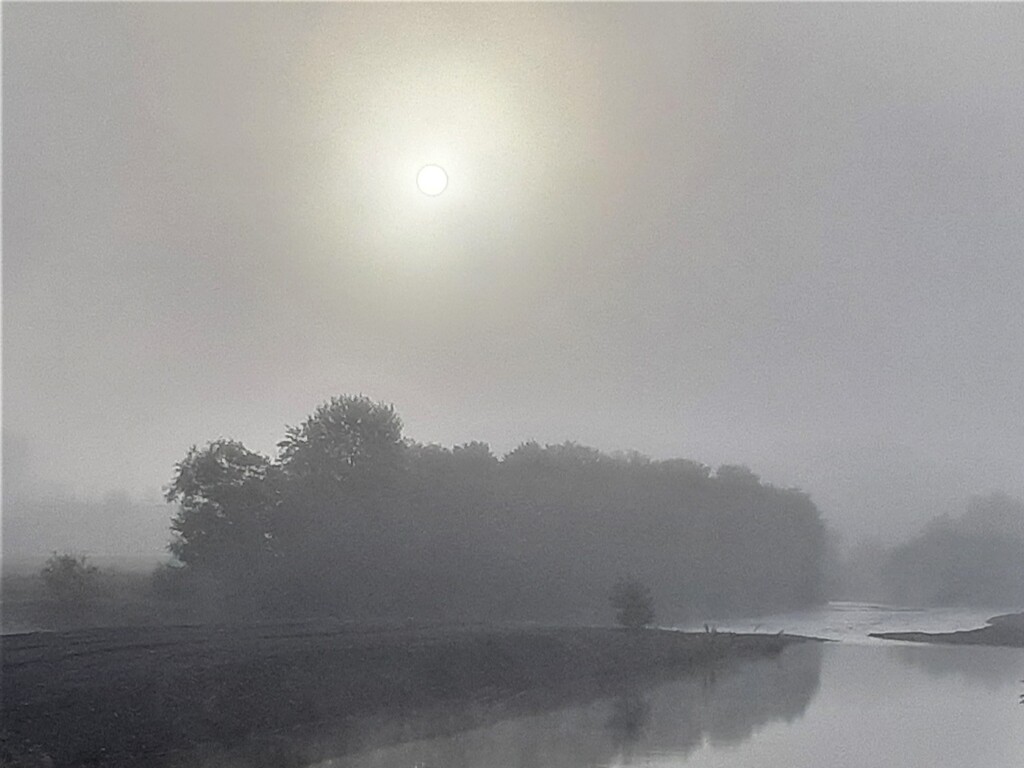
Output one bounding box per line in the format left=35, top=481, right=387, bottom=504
left=416, top=164, right=448, bottom=196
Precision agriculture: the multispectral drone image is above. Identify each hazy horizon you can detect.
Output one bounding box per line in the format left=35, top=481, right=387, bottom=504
left=5, top=3, right=1024, bottom=562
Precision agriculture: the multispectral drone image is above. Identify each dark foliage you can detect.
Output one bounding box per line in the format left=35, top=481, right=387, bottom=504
left=876, top=493, right=1024, bottom=607
left=40, top=552, right=99, bottom=606
left=610, top=578, right=656, bottom=628
left=164, top=395, right=829, bottom=623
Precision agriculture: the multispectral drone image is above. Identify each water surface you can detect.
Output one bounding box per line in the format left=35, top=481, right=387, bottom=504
left=315, top=642, right=1023, bottom=768
left=680, top=600, right=1015, bottom=643
left=313, top=605, right=1024, bottom=768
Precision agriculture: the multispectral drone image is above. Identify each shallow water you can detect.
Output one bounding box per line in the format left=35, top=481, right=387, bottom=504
left=679, top=600, right=1017, bottom=644
left=316, top=642, right=1024, bottom=768
left=312, top=604, right=1024, bottom=768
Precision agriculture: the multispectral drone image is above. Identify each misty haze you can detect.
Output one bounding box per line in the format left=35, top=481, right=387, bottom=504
left=3, top=4, right=1023, bottom=767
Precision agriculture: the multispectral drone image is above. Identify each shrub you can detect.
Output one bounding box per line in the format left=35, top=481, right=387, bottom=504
left=41, top=552, right=100, bottom=606
left=609, top=577, right=656, bottom=629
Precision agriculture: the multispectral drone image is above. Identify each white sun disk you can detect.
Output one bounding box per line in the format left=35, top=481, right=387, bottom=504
left=417, top=164, right=448, bottom=196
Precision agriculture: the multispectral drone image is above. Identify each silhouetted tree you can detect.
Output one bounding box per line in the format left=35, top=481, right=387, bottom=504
left=164, top=439, right=278, bottom=572
left=277, top=395, right=404, bottom=485
left=715, top=464, right=760, bottom=485
left=610, top=578, right=656, bottom=629
left=163, top=395, right=829, bottom=623
left=41, top=552, right=99, bottom=606
left=880, top=493, right=1024, bottom=606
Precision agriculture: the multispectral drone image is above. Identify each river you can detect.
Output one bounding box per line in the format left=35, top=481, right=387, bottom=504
left=313, top=603, right=1024, bottom=768
left=679, top=600, right=1012, bottom=643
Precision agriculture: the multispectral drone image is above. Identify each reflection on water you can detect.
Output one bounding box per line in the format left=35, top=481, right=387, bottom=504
left=313, top=643, right=822, bottom=768
left=887, top=643, right=1024, bottom=690
left=605, top=691, right=651, bottom=760
left=311, top=641, right=1024, bottom=768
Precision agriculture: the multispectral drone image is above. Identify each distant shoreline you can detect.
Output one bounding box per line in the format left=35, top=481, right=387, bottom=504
left=2, top=624, right=812, bottom=767
left=869, top=612, right=1024, bottom=648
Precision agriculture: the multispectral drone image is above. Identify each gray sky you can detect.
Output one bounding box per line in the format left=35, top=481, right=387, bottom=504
left=4, top=3, right=1024, bottom=562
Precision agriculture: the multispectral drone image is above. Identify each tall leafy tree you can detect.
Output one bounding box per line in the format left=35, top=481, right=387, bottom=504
left=277, top=395, right=404, bottom=486
left=165, top=440, right=278, bottom=573
left=163, top=396, right=830, bottom=623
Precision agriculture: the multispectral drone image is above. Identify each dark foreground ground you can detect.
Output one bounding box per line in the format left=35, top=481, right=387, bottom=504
left=870, top=611, right=1024, bottom=647
left=1, top=623, right=808, bottom=767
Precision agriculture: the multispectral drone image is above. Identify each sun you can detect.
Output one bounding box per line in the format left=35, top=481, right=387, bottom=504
left=416, top=164, right=448, bottom=196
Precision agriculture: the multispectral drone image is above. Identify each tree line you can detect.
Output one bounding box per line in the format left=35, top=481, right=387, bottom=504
left=838, top=492, right=1024, bottom=607
left=161, top=395, right=828, bottom=623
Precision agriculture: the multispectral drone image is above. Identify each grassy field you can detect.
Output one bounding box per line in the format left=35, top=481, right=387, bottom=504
left=2, top=623, right=807, bottom=767
left=870, top=612, right=1024, bottom=647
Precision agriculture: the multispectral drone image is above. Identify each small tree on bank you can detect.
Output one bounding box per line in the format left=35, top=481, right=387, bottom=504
left=610, top=577, right=656, bottom=629
left=41, top=552, right=100, bottom=606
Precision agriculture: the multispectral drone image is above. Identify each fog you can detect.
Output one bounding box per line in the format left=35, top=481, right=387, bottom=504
left=5, top=3, right=1024, bottom=567
left=6, top=8, right=1024, bottom=768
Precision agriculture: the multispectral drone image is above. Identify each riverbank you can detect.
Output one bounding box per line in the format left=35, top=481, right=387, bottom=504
left=2, top=623, right=810, bottom=767
left=870, top=611, right=1024, bottom=648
